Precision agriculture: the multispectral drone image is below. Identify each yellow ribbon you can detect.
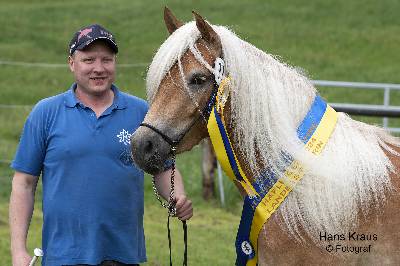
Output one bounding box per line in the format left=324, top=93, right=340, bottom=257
left=207, top=77, right=338, bottom=266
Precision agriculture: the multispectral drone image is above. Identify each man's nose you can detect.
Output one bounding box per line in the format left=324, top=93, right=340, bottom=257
left=93, top=60, right=106, bottom=72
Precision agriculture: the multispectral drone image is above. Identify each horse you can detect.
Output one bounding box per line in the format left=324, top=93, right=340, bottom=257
left=131, top=8, right=400, bottom=265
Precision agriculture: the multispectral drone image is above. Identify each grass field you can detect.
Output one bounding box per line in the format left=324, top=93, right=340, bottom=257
left=1, top=0, right=400, bottom=265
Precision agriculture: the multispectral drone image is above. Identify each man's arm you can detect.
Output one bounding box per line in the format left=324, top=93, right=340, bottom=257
left=154, top=168, right=193, bottom=221
left=9, top=171, right=39, bottom=266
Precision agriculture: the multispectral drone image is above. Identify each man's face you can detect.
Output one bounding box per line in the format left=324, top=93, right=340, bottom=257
left=68, top=41, right=116, bottom=96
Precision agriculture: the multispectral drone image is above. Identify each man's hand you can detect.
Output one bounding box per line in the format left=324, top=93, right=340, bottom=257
left=153, top=168, right=193, bottom=221
left=174, top=194, right=193, bottom=221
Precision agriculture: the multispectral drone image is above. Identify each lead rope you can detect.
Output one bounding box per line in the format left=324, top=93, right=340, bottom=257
left=151, top=146, right=188, bottom=266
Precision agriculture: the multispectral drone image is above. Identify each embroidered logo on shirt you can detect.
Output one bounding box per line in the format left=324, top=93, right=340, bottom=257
left=117, top=129, right=132, bottom=146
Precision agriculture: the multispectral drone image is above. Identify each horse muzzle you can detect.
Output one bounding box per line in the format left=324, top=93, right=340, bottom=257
left=130, top=126, right=173, bottom=175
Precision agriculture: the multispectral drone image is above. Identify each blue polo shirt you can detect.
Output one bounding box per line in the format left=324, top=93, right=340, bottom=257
left=12, top=84, right=148, bottom=265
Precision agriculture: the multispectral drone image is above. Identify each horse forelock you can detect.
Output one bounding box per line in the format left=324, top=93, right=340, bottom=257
left=146, top=21, right=201, bottom=103
left=146, top=20, right=399, bottom=244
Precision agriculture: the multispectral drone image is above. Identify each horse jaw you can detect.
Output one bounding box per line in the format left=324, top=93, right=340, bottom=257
left=175, top=120, right=210, bottom=153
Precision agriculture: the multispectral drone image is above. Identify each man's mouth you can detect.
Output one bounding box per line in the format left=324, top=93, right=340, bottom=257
left=90, top=77, right=107, bottom=81
left=90, top=77, right=108, bottom=85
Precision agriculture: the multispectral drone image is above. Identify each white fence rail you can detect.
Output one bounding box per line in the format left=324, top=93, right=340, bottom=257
left=312, top=80, right=400, bottom=133
left=1, top=80, right=400, bottom=165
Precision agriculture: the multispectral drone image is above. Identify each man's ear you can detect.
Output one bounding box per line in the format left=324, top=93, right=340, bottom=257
left=68, top=55, right=74, bottom=72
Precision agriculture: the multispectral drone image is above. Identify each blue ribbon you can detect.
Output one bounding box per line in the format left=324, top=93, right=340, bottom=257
left=214, top=107, right=244, bottom=181
left=234, top=95, right=328, bottom=266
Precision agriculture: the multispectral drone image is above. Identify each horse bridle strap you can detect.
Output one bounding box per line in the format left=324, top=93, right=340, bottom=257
left=140, top=57, right=225, bottom=266
left=140, top=122, right=179, bottom=148
left=140, top=54, right=224, bottom=150
left=139, top=80, right=219, bottom=151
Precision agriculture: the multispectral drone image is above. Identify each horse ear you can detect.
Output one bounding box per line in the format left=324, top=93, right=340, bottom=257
left=192, top=11, right=222, bottom=56
left=164, top=6, right=183, bottom=34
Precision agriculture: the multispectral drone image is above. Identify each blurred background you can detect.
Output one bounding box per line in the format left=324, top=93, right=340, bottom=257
left=1, top=0, right=399, bottom=265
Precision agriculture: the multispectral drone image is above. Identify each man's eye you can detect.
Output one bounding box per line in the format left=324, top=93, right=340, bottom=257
left=83, top=58, right=94, bottom=63
left=189, top=75, right=207, bottom=86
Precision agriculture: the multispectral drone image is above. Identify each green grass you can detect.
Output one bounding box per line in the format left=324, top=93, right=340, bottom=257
left=1, top=0, right=400, bottom=264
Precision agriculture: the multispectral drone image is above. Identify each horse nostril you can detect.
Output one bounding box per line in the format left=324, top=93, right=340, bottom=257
left=144, top=140, right=153, bottom=153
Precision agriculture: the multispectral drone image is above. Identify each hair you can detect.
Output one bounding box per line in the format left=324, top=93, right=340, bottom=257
left=146, top=21, right=399, bottom=243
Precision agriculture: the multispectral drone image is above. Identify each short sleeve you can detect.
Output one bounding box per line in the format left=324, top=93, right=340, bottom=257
left=11, top=107, right=47, bottom=177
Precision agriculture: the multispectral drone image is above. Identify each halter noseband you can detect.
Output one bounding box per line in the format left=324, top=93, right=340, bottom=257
left=139, top=122, right=180, bottom=148
left=139, top=84, right=217, bottom=150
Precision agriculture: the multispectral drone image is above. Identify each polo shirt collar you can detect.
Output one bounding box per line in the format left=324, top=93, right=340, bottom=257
left=63, top=83, right=127, bottom=110
left=111, top=84, right=127, bottom=110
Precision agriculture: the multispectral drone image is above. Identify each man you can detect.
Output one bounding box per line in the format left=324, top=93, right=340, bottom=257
left=9, top=24, right=193, bottom=266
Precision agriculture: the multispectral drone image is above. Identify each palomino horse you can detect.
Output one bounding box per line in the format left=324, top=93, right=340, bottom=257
left=131, top=8, right=400, bottom=265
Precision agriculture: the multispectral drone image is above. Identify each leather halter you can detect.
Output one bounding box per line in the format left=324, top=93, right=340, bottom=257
left=139, top=80, right=218, bottom=151
left=139, top=56, right=224, bottom=266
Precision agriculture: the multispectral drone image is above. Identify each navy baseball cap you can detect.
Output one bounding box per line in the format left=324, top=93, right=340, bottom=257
left=69, top=24, right=118, bottom=55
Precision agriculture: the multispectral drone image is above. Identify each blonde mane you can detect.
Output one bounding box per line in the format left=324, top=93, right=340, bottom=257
left=146, top=21, right=399, bottom=242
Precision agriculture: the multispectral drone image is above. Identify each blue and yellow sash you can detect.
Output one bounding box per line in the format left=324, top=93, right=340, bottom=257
left=207, top=78, right=338, bottom=266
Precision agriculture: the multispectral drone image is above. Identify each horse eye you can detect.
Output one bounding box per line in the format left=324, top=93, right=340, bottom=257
left=189, top=75, right=207, bottom=86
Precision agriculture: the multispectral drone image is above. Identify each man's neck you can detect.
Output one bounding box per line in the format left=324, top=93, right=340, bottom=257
left=75, top=86, right=114, bottom=117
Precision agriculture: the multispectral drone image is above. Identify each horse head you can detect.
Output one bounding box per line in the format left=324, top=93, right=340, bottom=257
left=131, top=8, right=223, bottom=175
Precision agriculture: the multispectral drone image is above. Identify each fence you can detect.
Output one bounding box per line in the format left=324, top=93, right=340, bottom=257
left=1, top=80, right=400, bottom=166
left=313, top=80, right=400, bottom=133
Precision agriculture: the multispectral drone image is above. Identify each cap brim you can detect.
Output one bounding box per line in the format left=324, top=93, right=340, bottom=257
left=74, top=37, right=118, bottom=54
